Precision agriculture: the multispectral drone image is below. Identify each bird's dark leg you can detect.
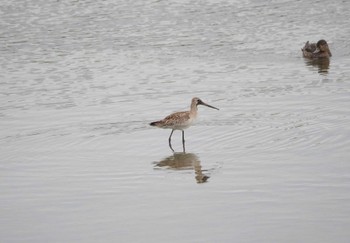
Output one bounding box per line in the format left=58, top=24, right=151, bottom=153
left=168, top=129, right=175, bottom=152
left=182, top=130, right=186, bottom=153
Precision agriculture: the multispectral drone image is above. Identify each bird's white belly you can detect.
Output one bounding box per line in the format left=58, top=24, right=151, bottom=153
left=173, top=117, right=195, bottom=130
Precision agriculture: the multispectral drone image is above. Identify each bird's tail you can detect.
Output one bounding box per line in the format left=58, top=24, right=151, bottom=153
left=149, top=121, right=160, bottom=126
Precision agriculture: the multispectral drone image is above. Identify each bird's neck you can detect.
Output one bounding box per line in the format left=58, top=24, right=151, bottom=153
left=190, top=103, right=198, bottom=118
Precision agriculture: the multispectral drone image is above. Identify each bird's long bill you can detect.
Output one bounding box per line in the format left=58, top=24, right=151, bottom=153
left=200, top=101, right=219, bottom=110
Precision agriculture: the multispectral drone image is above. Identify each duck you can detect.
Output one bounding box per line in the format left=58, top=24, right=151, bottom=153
left=301, top=39, right=332, bottom=59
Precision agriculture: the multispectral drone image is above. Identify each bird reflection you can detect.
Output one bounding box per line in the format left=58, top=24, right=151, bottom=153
left=304, top=58, right=330, bottom=74
left=154, top=152, right=209, bottom=183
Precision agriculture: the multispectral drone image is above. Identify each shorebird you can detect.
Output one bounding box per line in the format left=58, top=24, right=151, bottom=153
left=149, top=97, right=219, bottom=152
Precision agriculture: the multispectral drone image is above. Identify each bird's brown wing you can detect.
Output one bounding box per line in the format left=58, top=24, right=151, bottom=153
left=160, top=111, right=190, bottom=127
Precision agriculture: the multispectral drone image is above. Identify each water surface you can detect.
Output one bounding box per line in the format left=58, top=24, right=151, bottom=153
left=1, top=0, right=350, bottom=242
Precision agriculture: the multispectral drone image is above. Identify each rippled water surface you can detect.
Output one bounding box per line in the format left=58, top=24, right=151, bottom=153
left=1, top=0, right=350, bottom=242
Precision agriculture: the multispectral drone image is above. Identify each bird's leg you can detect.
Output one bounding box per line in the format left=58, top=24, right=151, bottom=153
left=182, top=130, right=186, bottom=153
left=168, top=129, right=175, bottom=152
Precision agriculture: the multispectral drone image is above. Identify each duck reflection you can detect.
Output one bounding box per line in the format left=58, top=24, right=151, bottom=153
left=304, top=58, right=330, bottom=74
left=154, top=152, right=209, bottom=183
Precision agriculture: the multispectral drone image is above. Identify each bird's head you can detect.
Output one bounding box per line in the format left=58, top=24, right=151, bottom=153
left=192, top=97, right=219, bottom=110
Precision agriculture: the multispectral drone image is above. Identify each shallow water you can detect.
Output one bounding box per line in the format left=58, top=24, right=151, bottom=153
left=1, top=0, right=350, bottom=242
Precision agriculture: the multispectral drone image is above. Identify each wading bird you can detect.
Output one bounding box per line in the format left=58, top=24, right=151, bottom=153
left=150, top=97, right=219, bottom=152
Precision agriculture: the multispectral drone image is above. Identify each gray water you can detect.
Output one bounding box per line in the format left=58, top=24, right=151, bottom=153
left=1, top=0, right=350, bottom=242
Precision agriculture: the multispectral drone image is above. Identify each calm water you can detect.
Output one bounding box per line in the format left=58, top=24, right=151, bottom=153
left=1, top=0, right=350, bottom=242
